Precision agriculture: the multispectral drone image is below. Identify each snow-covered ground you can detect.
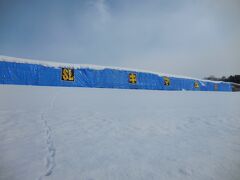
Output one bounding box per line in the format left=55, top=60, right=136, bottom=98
left=0, top=85, right=240, bottom=180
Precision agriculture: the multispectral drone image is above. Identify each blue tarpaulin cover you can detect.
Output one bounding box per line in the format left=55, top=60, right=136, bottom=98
left=0, top=56, right=232, bottom=92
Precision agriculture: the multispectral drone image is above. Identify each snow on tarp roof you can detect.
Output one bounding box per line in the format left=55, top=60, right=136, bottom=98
left=0, top=55, right=223, bottom=83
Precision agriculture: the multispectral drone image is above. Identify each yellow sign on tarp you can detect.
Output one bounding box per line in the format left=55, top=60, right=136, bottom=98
left=62, top=68, right=74, bottom=81
left=129, top=73, right=137, bottom=84
left=194, top=81, right=199, bottom=88
left=164, top=77, right=170, bottom=86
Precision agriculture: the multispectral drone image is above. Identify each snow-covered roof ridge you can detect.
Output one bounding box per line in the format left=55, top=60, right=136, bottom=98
left=0, top=55, right=224, bottom=83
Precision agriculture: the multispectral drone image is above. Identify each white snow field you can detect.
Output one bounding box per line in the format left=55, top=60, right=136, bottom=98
left=0, top=85, right=240, bottom=180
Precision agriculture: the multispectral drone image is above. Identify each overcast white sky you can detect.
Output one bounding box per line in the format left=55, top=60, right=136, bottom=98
left=0, top=0, right=239, bottom=78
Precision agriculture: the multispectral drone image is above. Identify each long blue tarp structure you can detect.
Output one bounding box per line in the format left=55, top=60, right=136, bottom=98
left=0, top=56, right=233, bottom=92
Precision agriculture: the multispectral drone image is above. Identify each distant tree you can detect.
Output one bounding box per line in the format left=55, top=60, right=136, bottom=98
left=204, top=75, right=219, bottom=81
left=221, top=76, right=226, bottom=81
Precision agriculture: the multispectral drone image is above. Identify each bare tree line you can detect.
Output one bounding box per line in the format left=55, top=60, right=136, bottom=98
left=204, top=75, right=240, bottom=84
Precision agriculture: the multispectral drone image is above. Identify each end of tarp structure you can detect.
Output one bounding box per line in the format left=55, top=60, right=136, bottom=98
left=231, top=83, right=240, bottom=92
left=0, top=55, right=233, bottom=92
